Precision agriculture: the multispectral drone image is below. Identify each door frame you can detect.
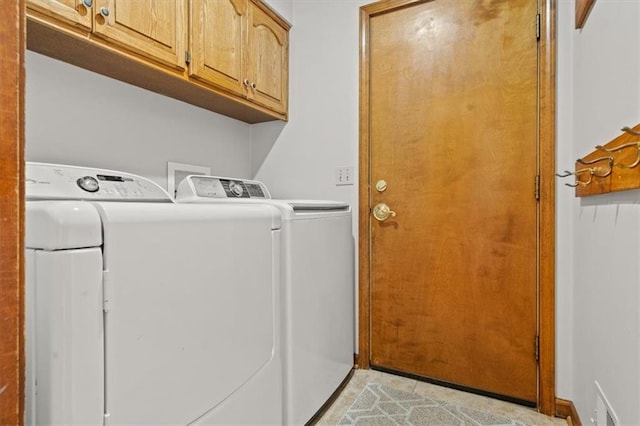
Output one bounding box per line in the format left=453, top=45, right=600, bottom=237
left=0, top=1, right=25, bottom=425
left=357, top=0, right=556, bottom=415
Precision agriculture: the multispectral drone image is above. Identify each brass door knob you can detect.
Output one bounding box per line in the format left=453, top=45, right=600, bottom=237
left=373, top=203, right=396, bottom=221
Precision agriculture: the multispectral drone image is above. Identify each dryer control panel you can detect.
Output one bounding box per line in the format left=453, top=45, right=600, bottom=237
left=26, top=162, right=172, bottom=202
left=176, top=175, right=271, bottom=201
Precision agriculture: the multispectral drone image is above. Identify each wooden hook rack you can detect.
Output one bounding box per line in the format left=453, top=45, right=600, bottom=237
left=560, top=123, right=640, bottom=197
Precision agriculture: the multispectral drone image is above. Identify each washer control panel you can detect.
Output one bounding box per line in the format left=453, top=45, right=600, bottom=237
left=176, top=175, right=271, bottom=201
left=26, top=162, right=172, bottom=201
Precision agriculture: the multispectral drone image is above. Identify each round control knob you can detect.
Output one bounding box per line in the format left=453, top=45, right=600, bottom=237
left=229, top=182, right=244, bottom=197
left=77, top=176, right=100, bottom=193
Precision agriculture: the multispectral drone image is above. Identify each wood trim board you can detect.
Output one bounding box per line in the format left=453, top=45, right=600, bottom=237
left=357, top=3, right=372, bottom=371
left=538, top=0, right=557, bottom=415
left=0, top=1, right=26, bottom=424
left=556, top=398, right=583, bottom=426
left=575, top=0, right=596, bottom=29
left=358, top=0, right=556, bottom=415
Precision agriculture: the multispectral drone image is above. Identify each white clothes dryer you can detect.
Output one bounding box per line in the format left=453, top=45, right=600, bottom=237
left=176, top=175, right=355, bottom=425
left=25, top=163, right=282, bottom=425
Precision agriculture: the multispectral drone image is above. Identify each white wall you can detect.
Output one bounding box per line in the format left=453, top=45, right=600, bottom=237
left=556, top=0, right=575, bottom=403
left=251, top=0, right=367, bottom=349
left=558, top=0, right=640, bottom=423
left=252, top=0, right=365, bottom=205
left=26, top=51, right=253, bottom=189
left=263, top=0, right=293, bottom=23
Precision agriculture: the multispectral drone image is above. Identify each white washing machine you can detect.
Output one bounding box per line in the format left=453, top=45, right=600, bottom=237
left=176, top=175, right=355, bottom=425
left=25, top=162, right=282, bottom=425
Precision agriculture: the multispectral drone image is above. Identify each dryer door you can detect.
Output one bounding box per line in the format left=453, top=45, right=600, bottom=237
left=95, top=202, right=281, bottom=425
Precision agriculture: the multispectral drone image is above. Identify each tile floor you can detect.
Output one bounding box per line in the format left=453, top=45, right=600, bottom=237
left=316, top=370, right=567, bottom=425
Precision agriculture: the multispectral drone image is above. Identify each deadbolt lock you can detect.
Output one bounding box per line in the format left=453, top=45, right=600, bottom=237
left=375, top=179, right=388, bottom=192
left=373, top=203, right=396, bottom=221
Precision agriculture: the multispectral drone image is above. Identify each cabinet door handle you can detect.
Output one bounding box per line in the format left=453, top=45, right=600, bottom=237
left=99, top=6, right=110, bottom=17
left=250, top=82, right=257, bottom=89
left=80, top=0, right=92, bottom=8
left=243, top=79, right=250, bottom=86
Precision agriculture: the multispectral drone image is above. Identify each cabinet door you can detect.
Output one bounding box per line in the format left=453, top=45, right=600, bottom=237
left=27, top=0, right=92, bottom=30
left=190, top=0, right=247, bottom=96
left=246, top=1, right=288, bottom=114
left=93, top=0, right=186, bottom=69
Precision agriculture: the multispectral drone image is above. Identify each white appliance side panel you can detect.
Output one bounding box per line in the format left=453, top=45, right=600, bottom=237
left=285, top=215, right=355, bottom=425
left=24, top=250, right=36, bottom=426
left=31, top=248, right=104, bottom=426
left=96, top=203, right=281, bottom=425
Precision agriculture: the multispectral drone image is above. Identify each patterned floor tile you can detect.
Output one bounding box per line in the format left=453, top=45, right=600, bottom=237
left=340, top=383, right=530, bottom=426
left=315, top=370, right=566, bottom=426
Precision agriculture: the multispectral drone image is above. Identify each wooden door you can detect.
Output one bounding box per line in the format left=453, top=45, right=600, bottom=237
left=93, top=0, right=186, bottom=69
left=245, top=0, right=289, bottom=114
left=27, top=0, right=92, bottom=30
left=367, top=0, right=539, bottom=403
left=190, top=0, right=247, bottom=96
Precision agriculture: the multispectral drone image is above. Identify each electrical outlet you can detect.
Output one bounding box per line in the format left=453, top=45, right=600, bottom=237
left=336, top=167, right=354, bottom=186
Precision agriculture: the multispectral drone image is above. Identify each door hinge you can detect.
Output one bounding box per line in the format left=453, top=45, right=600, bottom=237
left=536, top=14, right=541, bottom=40
left=534, top=175, right=540, bottom=201
left=534, top=335, right=540, bottom=361
left=102, top=269, right=111, bottom=313
left=185, top=51, right=191, bottom=64
left=104, top=412, right=111, bottom=426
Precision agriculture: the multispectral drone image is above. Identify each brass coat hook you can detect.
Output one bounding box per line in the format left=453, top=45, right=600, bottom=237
left=576, top=156, right=614, bottom=177
left=571, top=167, right=595, bottom=187
left=621, top=126, right=640, bottom=136
left=596, top=141, right=640, bottom=169
left=555, top=168, right=594, bottom=187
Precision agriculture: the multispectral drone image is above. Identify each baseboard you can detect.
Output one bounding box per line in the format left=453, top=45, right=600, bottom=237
left=556, top=398, right=582, bottom=426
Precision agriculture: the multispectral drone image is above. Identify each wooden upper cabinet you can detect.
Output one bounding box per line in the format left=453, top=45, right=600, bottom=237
left=246, top=1, right=288, bottom=114
left=190, top=0, right=247, bottom=96
left=26, top=0, right=289, bottom=121
left=93, top=0, right=186, bottom=69
left=27, top=0, right=92, bottom=30
left=190, top=0, right=289, bottom=115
